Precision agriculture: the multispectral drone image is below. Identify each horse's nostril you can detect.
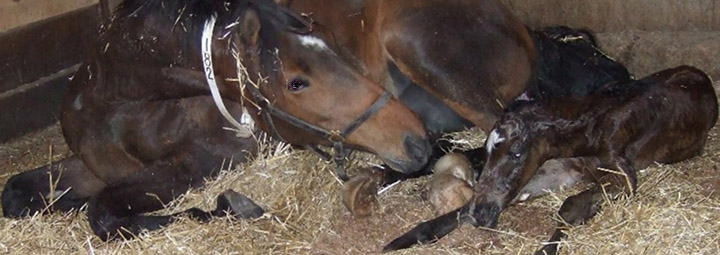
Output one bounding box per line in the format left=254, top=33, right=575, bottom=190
left=404, top=134, right=431, bottom=166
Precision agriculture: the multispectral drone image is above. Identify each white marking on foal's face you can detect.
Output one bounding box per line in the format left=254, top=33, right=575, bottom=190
left=297, top=35, right=330, bottom=51
left=486, top=129, right=506, bottom=155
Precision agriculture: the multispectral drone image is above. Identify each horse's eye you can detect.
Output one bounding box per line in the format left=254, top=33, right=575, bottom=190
left=288, top=78, right=308, bottom=92
left=510, top=152, right=522, bottom=160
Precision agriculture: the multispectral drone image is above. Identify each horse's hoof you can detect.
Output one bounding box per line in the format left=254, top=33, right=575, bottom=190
left=341, top=167, right=384, bottom=217
left=216, top=190, right=264, bottom=219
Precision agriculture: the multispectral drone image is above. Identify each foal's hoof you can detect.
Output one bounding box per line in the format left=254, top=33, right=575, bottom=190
left=216, top=190, right=264, bottom=219
left=426, top=153, right=475, bottom=215
left=341, top=167, right=384, bottom=217
left=535, top=245, right=559, bottom=255
left=427, top=177, right=474, bottom=216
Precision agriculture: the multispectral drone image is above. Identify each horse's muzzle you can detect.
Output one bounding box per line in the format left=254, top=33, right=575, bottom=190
left=383, top=133, right=430, bottom=173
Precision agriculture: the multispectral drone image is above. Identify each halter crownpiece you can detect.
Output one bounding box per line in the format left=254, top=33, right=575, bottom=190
left=202, top=15, right=392, bottom=182
left=202, top=14, right=255, bottom=138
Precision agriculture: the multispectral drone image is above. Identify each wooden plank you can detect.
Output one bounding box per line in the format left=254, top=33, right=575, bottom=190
left=0, top=66, right=77, bottom=143
left=0, top=5, right=101, bottom=94
left=0, top=0, right=98, bottom=33
left=99, top=0, right=124, bottom=19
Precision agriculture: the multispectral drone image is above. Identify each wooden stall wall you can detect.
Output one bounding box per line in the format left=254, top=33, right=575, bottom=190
left=0, top=0, right=109, bottom=143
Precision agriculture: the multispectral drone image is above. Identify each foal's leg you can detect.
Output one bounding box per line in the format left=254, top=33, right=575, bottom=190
left=2, top=156, right=105, bottom=217
left=86, top=145, right=261, bottom=241
left=511, top=157, right=600, bottom=204
left=536, top=158, right=638, bottom=255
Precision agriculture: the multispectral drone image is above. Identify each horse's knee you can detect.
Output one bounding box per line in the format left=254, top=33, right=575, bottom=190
left=86, top=194, right=137, bottom=241
left=87, top=196, right=116, bottom=240
left=86, top=184, right=175, bottom=240
left=1, top=173, right=47, bottom=217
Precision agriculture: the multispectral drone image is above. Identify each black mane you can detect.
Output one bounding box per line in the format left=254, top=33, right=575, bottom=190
left=101, top=0, right=310, bottom=68
left=115, top=0, right=218, bottom=21
left=106, top=0, right=249, bottom=60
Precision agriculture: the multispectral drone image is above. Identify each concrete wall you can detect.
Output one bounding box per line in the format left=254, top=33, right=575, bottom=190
left=503, top=0, right=720, bottom=81
left=502, top=0, right=720, bottom=32
left=0, top=0, right=98, bottom=33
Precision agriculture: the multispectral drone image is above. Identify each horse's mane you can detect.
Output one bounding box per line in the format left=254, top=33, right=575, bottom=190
left=115, top=0, right=224, bottom=21
left=112, top=0, right=246, bottom=37
left=105, top=0, right=309, bottom=64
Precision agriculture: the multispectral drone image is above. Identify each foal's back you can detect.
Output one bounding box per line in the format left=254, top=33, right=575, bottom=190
left=599, top=66, right=718, bottom=167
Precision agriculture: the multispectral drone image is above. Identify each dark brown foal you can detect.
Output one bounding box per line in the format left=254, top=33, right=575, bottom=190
left=384, top=66, right=718, bottom=253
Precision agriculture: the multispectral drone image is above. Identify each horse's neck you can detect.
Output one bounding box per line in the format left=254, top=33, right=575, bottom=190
left=95, top=14, right=245, bottom=101
left=289, top=0, right=380, bottom=69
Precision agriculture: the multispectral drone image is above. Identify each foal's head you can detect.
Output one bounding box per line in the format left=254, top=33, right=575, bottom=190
left=206, top=0, right=430, bottom=172
left=470, top=111, right=549, bottom=226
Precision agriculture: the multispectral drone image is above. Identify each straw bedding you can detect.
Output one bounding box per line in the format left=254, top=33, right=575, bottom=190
left=1, top=109, right=719, bottom=254
left=0, top=6, right=719, bottom=251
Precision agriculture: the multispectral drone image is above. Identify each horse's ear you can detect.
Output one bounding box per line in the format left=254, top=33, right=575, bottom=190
left=276, top=7, right=312, bottom=34
left=240, top=9, right=262, bottom=47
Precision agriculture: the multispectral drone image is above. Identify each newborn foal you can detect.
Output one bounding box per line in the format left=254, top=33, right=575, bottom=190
left=384, top=66, right=718, bottom=254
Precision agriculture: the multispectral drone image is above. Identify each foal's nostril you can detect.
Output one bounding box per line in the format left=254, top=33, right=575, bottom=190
left=404, top=134, right=431, bottom=166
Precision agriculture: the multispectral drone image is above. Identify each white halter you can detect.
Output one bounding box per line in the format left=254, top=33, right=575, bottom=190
left=202, top=15, right=254, bottom=138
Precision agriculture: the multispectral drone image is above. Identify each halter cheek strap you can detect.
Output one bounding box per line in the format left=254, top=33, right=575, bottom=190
left=202, top=14, right=255, bottom=138
left=202, top=15, right=392, bottom=182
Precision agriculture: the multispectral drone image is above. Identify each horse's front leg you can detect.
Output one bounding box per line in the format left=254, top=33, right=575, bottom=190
left=87, top=148, right=263, bottom=241
left=2, top=156, right=104, bottom=217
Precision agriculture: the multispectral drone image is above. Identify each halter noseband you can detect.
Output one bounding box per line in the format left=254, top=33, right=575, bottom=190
left=202, top=14, right=391, bottom=181
left=248, top=85, right=391, bottom=181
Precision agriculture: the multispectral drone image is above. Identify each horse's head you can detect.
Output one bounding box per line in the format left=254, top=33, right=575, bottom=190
left=471, top=111, right=546, bottom=226
left=206, top=0, right=430, bottom=173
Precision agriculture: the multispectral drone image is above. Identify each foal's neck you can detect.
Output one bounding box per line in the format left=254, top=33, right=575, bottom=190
left=524, top=101, right=604, bottom=160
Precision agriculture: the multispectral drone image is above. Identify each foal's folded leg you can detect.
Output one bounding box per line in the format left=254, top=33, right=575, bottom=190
left=536, top=160, right=638, bottom=255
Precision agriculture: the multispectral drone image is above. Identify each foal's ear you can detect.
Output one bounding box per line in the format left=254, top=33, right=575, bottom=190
left=240, top=9, right=262, bottom=47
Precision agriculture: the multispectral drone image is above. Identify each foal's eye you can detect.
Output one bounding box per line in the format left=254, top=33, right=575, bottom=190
left=287, top=78, right=308, bottom=92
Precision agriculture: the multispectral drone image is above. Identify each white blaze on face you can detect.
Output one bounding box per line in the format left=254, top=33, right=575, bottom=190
left=297, top=35, right=330, bottom=51
left=486, top=129, right=506, bottom=155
